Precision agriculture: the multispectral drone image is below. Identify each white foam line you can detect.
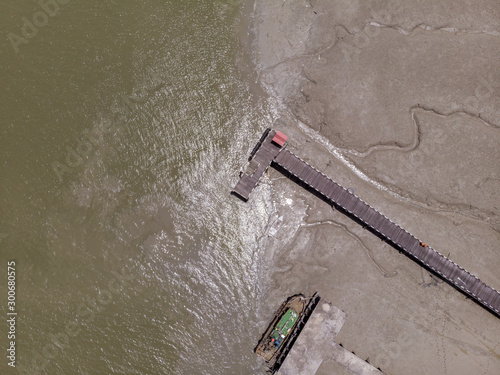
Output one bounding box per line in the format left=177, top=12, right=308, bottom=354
left=294, top=120, right=407, bottom=202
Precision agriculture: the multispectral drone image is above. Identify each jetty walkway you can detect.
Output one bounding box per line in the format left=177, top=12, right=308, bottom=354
left=232, top=129, right=500, bottom=318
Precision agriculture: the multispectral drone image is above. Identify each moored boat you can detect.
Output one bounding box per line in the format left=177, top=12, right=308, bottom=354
left=255, top=293, right=321, bottom=373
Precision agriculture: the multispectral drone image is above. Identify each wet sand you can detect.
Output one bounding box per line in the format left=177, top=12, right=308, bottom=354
left=248, top=1, right=500, bottom=374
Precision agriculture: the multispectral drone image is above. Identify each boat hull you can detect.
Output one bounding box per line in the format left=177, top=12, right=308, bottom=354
left=255, top=293, right=321, bottom=373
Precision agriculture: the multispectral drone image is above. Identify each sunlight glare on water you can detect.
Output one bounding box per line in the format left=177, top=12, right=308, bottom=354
left=0, top=0, right=275, bottom=374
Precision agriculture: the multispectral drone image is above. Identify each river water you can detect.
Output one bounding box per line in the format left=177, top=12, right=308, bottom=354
left=1, top=1, right=275, bottom=374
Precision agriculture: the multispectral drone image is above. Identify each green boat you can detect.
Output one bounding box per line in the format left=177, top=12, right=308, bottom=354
left=269, top=309, right=298, bottom=349
left=254, top=293, right=320, bottom=373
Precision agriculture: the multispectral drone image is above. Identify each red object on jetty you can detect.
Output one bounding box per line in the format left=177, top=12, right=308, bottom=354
left=272, top=131, right=288, bottom=147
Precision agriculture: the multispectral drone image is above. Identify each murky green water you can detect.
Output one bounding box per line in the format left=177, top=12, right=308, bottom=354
left=1, top=1, right=274, bottom=373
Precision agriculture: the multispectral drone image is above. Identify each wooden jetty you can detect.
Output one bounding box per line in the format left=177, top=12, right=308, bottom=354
left=232, top=129, right=500, bottom=318
left=232, top=129, right=286, bottom=201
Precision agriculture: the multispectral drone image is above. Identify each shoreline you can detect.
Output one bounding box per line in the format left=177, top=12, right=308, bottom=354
left=246, top=1, right=500, bottom=374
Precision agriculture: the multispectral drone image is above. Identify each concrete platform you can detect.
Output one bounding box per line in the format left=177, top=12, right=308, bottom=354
left=278, top=301, right=383, bottom=375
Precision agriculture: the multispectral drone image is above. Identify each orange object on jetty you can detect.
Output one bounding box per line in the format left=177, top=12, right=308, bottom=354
left=420, top=242, right=428, bottom=247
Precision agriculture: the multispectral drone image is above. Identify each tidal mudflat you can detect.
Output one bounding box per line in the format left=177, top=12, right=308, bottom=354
left=247, top=1, right=500, bottom=374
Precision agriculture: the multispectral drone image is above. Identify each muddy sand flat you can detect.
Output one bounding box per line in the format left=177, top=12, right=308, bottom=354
left=248, top=1, right=500, bottom=374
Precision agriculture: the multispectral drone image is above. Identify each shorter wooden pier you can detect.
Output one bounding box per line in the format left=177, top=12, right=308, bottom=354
left=232, top=129, right=285, bottom=201
left=232, top=129, right=500, bottom=318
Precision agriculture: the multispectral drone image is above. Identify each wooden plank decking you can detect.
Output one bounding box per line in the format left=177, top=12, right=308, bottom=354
left=232, top=129, right=283, bottom=201
left=232, top=130, right=500, bottom=318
